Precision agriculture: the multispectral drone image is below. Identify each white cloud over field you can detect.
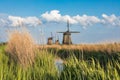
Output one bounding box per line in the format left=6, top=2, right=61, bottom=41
left=0, top=14, right=41, bottom=27
left=41, top=10, right=77, bottom=24
left=41, top=10, right=120, bottom=27
left=8, top=16, right=41, bottom=27
left=102, top=14, right=120, bottom=26
left=0, top=10, right=120, bottom=27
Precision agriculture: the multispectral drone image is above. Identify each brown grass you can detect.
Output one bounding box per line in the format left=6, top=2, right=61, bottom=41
left=6, top=30, right=36, bottom=67
left=38, top=43, right=120, bottom=54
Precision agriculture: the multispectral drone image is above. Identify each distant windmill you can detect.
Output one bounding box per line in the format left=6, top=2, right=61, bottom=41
left=55, top=33, right=60, bottom=45
left=57, top=20, right=80, bottom=45
left=47, top=32, right=54, bottom=45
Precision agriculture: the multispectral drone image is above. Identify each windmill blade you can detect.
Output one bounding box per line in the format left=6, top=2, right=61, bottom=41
left=57, top=32, right=65, bottom=33
left=69, top=31, right=80, bottom=33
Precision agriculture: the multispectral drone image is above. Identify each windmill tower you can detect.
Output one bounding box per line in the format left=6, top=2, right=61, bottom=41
left=55, top=33, right=60, bottom=45
left=47, top=32, right=53, bottom=45
left=58, top=20, right=80, bottom=45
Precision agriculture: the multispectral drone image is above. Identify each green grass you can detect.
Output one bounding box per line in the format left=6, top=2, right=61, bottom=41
left=60, top=56, right=120, bottom=80
left=0, top=45, right=58, bottom=80
left=0, top=45, right=120, bottom=80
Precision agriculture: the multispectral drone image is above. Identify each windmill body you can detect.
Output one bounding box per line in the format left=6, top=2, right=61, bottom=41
left=58, top=21, right=80, bottom=45
left=62, top=31, right=72, bottom=44
left=47, top=37, right=53, bottom=45
left=47, top=32, right=53, bottom=45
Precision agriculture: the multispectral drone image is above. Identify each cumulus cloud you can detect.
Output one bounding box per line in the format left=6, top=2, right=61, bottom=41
left=41, top=10, right=77, bottom=24
left=41, top=10, right=120, bottom=27
left=0, top=14, right=41, bottom=27
left=0, top=18, right=9, bottom=27
left=73, top=15, right=100, bottom=26
left=0, top=14, right=10, bottom=27
left=8, top=16, right=41, bottom=27
left=41, top=10, right=100, bottom=26
left=102, top=14, right=120, bottom=26
left=0, top=11, right=120, bottom=28
left=41, top=10, right=61, bottom=22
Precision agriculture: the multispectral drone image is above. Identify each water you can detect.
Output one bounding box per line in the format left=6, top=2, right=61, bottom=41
left=55, top=59, right=64, bottom=73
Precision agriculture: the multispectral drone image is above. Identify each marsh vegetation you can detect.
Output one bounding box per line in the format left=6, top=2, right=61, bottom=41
left=0, top=30, right=120, bottom=80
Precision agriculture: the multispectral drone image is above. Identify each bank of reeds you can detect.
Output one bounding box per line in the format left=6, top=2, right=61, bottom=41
left=39, top=43, right=120, bottom=53
left=0, top=29, right=120, bottom=79
left=40, top=44, right=120, bottom=60
left=0, top=45, right=120, bottom=80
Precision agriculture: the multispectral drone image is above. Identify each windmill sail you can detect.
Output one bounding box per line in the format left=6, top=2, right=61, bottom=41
left=57, top=20, right=80, bottom=45
left=69, top=31, right=80, bottom=33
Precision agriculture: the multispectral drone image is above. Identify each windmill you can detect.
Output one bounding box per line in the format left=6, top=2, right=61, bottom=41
left=55, top=33, right=60, bottom=45
left=47, top=32, right=54, bottom=45
left=57, top=20, right=80, bottom=45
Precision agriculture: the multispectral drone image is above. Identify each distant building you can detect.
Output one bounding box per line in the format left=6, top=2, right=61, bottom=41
left=47, top=37, right=53, bottom=45
left=57, top=20, right=80, bottom=45
left=55, top=40, right=60, bottom=45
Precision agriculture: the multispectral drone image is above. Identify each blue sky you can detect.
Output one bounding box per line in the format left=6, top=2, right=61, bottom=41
left=0, top=0, right=120, bottom=16
left=0, top=0, right=120, bottom=44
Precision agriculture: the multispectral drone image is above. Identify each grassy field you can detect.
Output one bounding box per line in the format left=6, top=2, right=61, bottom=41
left=0, top=31, right=120, bottom=80
left=0, top=44, right=120, bottom=80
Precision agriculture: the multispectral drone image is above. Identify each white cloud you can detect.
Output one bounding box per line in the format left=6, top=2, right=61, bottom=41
left=8, top=16, right=41, bottom=27
left=24, top=17, right=41, bottom=26
left=41, top=10, right=100, bottom=26
left=63, top=15, right=77, bottom=24
left=0, top=11, right=120, bottom=28
left=41, top=10, right=120, bottom=27
left=8, top=16, right=24, bottom=27
left=0, top=14, right=10, bottom=27
left=0, top=14, right=42, bottom=27
left=0, top=18, right=9, bottom=27
left=102, top=14, right=120, bottom=26
left=73, top=15, right=100, bottom=26
left=41, top=10, right=61, bottom=22
left=41, top=10, right=77, bottom=24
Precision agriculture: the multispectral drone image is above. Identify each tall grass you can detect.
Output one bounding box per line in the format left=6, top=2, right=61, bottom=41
left=0, top=45, right=58, bottom=80
left=61, top=57, right=120, bottom=80
left=40, top=43, right=120, bottom=53
left=0, top=45, right=120, bottom=80
left=6, top=30, right=36, bottom=67
left=43, top=44, right=120, bottom=65
left=0, top=30, right=120, bottom=80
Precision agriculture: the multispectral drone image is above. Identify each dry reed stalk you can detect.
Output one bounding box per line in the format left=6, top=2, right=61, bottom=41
left=39, top=43, right=120, bottom=53
left=6, top=30, right=36, bottom=67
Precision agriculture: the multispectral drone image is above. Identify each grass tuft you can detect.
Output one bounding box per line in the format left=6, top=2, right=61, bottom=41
left=6, top=30, right=36, bottom=67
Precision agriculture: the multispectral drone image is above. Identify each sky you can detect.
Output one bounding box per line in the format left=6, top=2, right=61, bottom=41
left=0, top=0, right=120, bottom=44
